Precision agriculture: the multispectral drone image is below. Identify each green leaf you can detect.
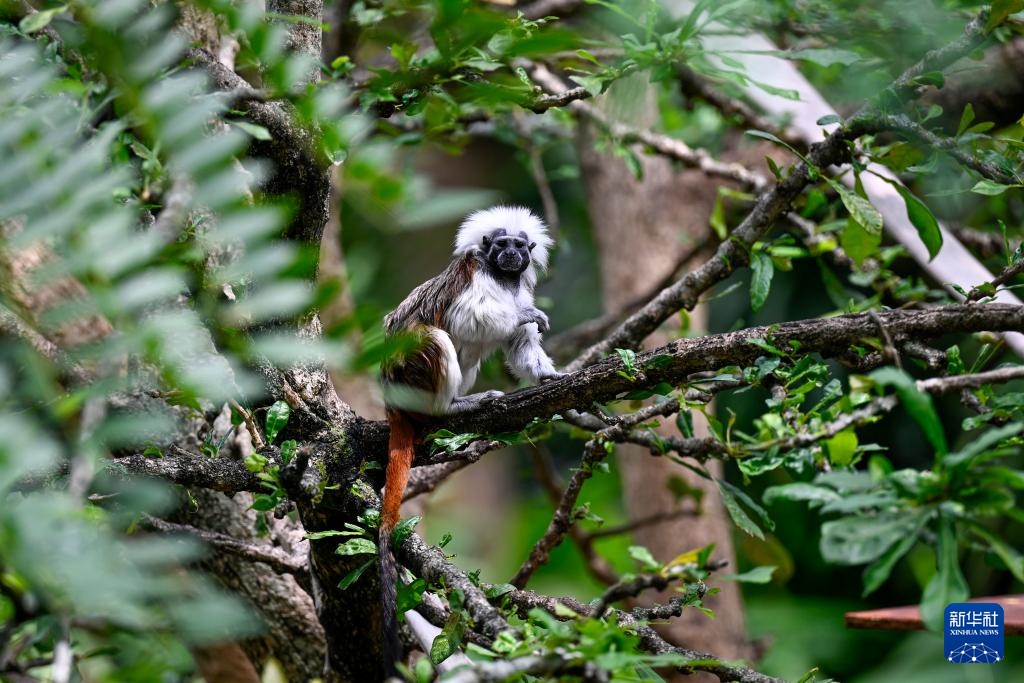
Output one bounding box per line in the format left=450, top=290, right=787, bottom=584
left=824, top=429, right=858, bottom=467
left=279, top=439, right=297, bottom=464
left=749, top=250, right=774, bottom=312
left=870, top=367, right=947, bottom=456
left=338, top=558, right=375, bottom=590
left=751, top=79, right=800, bottom=101
left=244, top=452, right=268, bottom=473
left=763, top=483, right=840, bottom=506
left=919, top=515, right=968, bottom=631
left=986, top=0, right=1024, bottom=32
left=820, top=512, right=919, bottom=565
left=616, top=347, right=638, bottom=379
left=829, top=180, right=883, bottom=236
left=484, top=583, right=516, bottom=599
left=710, top=189, right=728, bottom=239
left=427, top=429, right=482, bottom=453
left=19, top=6, right=66, bottom=34
left=336, top=537, right=377, bottom=556
left=230, top=120, right=272, bottom=141
left=628, top=545, right=661, bottom=571
left=430, top=613, right=465, bottom=665
left=783, top=48, right=861, bottom=67
left=251, top=494, right=277, bottom=511
left=745, top=130, right=806, bottom=162
left=391, top=515, right=421, bottom=547
left=970, top=180, right=1010, bottom=196
left=840, top=216, right=881, bottom=267
left=956, top=103, right=976, bottom=137
left=569, top=74, right=604, bottom=97
left=968, top=523, right=1024, bottom=583
left=943, top=422, right=1024, bottom=467
left=861, top=512, right=928, bottom=596
left=305, top=529, right=352, bottom=540
left=721, top=565, right=776, bottom=583
left=717, top=479, right=772, bottom=539
left=816, top=114, right=841, bottom=126
left=396, top=578, right=427, bottom=614
left=891, top=183, right=942, bottom=260
left=264, top=400, right=290, bottom=443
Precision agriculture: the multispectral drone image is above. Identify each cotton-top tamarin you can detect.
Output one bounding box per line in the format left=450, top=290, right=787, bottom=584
left=378, top=206, right=562, bottom=671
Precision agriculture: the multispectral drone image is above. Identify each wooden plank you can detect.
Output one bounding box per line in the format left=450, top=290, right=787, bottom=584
left=846, top=595, right=1024, bottom=635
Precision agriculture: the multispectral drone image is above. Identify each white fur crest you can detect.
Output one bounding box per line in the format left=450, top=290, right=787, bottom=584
left=453, top=205, right=553, bottom=272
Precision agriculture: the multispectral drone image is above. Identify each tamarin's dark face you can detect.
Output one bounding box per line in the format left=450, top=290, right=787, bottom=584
left=482, top=228, right=536, bottom=275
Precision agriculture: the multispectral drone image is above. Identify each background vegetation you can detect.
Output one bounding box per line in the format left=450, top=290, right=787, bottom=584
left=1, top=1, right=1023, bottom=682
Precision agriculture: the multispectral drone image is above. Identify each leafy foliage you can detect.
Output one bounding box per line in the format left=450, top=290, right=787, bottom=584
left=2, top=0, right=1024, bottom=681
left=0, top=0, right=353, bottom=678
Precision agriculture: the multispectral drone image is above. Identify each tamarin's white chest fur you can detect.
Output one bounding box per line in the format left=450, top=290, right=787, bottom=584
left=447, top=275, right=529, bottom=358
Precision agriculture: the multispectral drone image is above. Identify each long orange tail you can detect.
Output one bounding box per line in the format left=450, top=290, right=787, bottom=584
left=379, top=408, right=415, bottom=676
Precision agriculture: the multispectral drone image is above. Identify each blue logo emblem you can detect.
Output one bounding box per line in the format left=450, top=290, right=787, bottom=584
left=945, top=603, right=1004, bottom=664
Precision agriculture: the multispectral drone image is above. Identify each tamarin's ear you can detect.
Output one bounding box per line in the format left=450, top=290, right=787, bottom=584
left=529, top=241, right=537, bottom=251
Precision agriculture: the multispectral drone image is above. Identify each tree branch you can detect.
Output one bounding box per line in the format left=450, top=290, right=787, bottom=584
left=567, top=11, right=994, bottom=370
left=110, top=447, right=263, bottom=494
left=498, top=585, right=784, bottom=683
left=438, top=304, right=1024, bottom=436
left=530, top=64, right=768, bottom=191
left=396, top=533, right=512, bottom=641
left=863, top=113, right=1019, bottom=186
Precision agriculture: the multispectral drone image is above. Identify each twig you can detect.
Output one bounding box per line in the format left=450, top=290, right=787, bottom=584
left=902, top=340, right=946, bottom=371
left=498, top=585, right=784, bottom=683
left=529, top=64, right=768, bottom=191
left=563, top=409, right=729, bottom=462
left=862, top=113, right=1019, bottom=186
left=529, top=147, right=560, bottom=237
left=757, top=365, right=1024, bottom=454
left=566, top=12, right=995, bottom=371
left=396, top=533, right=512, bottom=641
left=676, top=65, right=802, bottom=149
left=528, top=446, right=619, bottom=585
left=591, top=574, right=674, bottom=617
left=510, top=401, right=680, bottom=588
left=394, top=523, right=778, bottom=682
left=967, top=258, right=1024, bottom=301
left=142, top=515, right=310, bottom=590
left=917, top=365, right=1024, bottom=393
left=231, top=399, right=266, bottom=450
left=951, top=225, right=1015, bottom=258
left=444, top=653, right=608, bottom=683
left=404, top=439, right=507, bottom=499
left=869, top=310, right=902, bottom=370
left=582, top=508, right=698, bottom=541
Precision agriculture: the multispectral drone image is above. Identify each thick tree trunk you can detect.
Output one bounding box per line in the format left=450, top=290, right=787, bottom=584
left=577, top=77, right=752, bottom=670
